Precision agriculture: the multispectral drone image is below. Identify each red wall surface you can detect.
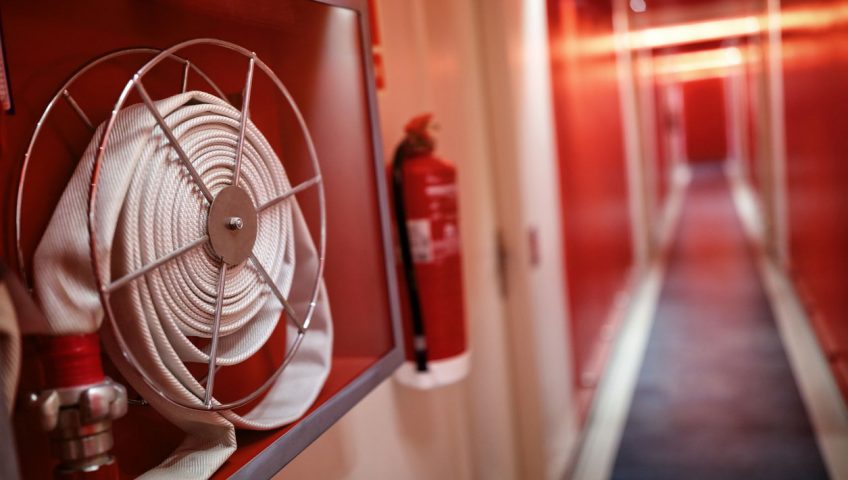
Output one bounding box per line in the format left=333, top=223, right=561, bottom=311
left=742, top=38, right=764, bottom=194
left=683, top=77, right=729, bottom=162
left=547, top=0, right=634, bottom=417
left=780, top=0, right=848, bottom=401
left=653, top=82, right=671, bottom=209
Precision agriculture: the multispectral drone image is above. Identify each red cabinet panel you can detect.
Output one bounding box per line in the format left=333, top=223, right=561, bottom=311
left=0, top=0, right=402, bottom=477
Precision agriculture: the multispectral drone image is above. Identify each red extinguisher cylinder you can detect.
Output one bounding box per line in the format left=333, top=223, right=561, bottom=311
left=398, top=154, right=466, bottom=362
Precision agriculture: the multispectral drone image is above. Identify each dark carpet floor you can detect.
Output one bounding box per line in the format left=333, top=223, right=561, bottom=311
left=611, top=162, right=829, bottom=480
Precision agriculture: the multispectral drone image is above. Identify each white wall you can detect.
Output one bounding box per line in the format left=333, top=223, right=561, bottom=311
left=276, top=0, right=519, bottom=478
left=475, top=1, right=579, bottom=479
left=416, top=1, right=523, bottom=477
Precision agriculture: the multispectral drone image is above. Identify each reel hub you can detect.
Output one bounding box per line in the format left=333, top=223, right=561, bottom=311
left=207, top=185, right=258, bottom=266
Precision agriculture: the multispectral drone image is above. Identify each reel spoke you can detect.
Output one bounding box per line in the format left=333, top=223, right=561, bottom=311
left=203, top=262, right=228, bottom=408
left=248, top=253, right=304, bottom=332
left=106, top=235, right=208, bottom=294
left=62, top=89, right=94, bottom=131
left=181, top=60, right=191, bottom=93
left=232, top=55, right=256, bottom=188
left=257, top=176, right=322, bottom=213
left=134, top=78, right=214, bottom=203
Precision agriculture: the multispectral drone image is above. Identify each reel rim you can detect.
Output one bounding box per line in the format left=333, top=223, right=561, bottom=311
left=16, top=46, right=229, bottom=289
left=90, top=38, right=327, bottom=411
left=19, top=38, right=327, bottom=412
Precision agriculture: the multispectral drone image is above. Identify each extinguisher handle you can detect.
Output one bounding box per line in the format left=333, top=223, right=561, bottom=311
left=392, top=144, right=429, bottom=372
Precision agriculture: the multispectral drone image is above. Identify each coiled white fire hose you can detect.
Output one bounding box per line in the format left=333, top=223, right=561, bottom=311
left=26, top=91, right=333, bottom=478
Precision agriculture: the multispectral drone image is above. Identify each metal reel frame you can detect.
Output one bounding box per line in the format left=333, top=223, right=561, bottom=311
left=21, top=39, right=327, bottom=412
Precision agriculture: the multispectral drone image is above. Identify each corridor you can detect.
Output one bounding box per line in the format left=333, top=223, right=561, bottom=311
left=612, top=163, right=828, bottom=478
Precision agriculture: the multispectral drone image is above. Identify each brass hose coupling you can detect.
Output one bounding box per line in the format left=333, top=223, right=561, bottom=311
left=28, top=378, right=128, bottom=474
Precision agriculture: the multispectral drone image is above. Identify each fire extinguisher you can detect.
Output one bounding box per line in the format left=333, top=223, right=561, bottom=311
left=390, top=114, right=469, bottom=389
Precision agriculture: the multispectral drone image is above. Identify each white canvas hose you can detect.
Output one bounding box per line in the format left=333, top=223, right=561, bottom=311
left=27, top=90, right=332, bottom=478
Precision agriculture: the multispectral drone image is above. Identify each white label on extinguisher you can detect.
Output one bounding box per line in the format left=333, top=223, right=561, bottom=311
left=406, top=219, right=434, bottom=263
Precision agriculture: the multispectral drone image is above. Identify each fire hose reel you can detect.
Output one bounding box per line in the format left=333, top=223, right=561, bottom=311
left=15, top=39, right=331, bottom=478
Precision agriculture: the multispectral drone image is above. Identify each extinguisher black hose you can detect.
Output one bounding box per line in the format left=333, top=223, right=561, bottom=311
left=392, top=144, right=429, bottom=372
